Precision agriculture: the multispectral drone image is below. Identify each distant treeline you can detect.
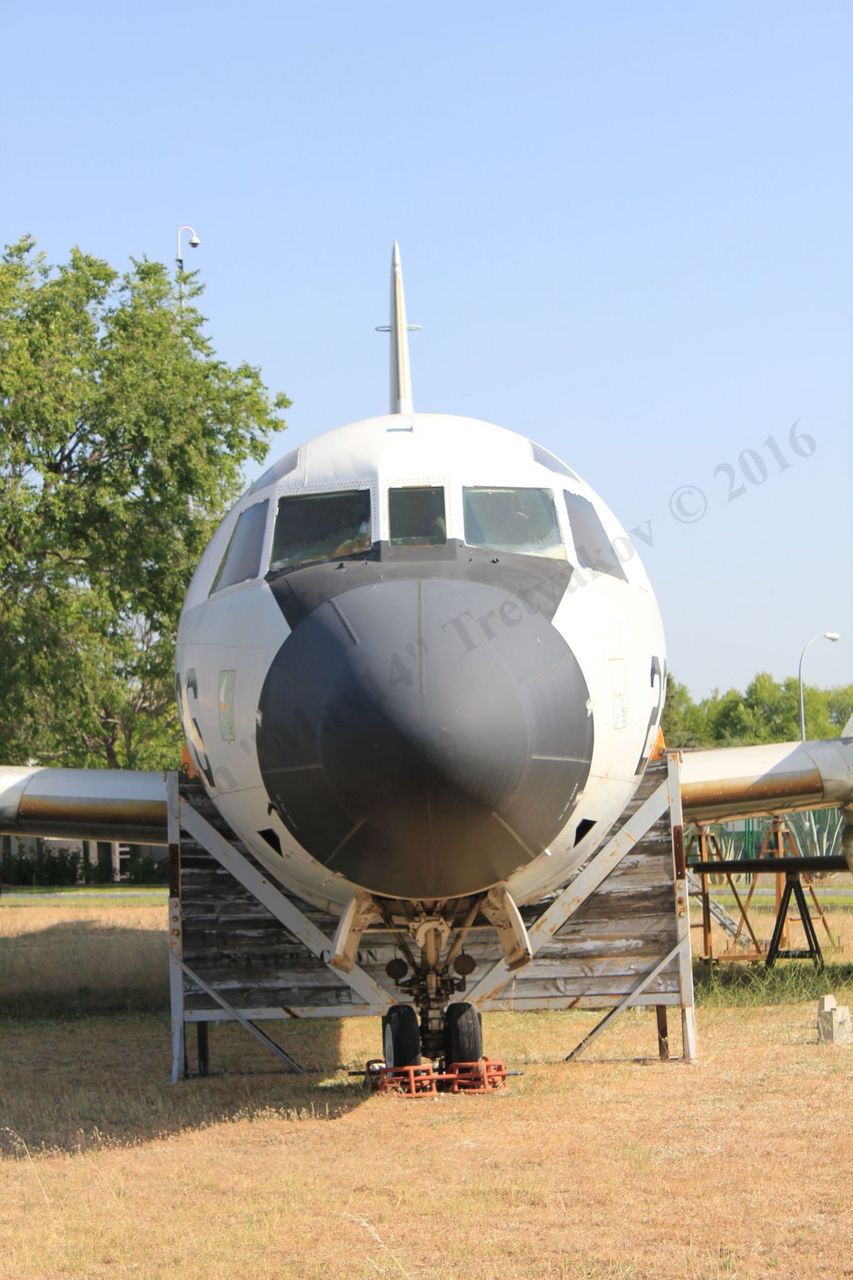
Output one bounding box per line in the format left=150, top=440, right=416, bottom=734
left=661, top=672, right=853, bottom=749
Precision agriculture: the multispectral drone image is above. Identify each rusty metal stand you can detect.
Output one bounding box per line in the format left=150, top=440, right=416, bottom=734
left=765, top=871, right=824, bottom=969
left=686, top=829, right=757, bottom=959
left=691, top=828, right=716, bottom=959
left=689, top=819, right=836, bottom=961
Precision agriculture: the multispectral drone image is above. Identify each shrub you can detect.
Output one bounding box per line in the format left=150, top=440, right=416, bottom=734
left=1, top=841, right=81, bottom=886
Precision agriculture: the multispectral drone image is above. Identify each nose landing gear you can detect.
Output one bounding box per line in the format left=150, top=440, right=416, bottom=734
left=373, top=910, right=506, bottom=1093
left=374, top=933, right=506, bottom=1096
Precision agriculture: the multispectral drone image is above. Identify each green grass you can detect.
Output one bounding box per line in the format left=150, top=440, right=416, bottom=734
left=708, top=890, right=853, bottom=911
left=1, top=885, right=167, bottom=909
left=693, top=957, right=853, bottom=1006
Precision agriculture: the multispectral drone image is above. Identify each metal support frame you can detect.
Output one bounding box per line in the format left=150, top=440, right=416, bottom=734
left=169, top=783, right=394, bottom=1079
left=563, top=754, right=697, bottom=1062
left=179, top=800, right=393, bottom=1010
left=667, top=751, right=697, bottom=1062
left=765, top=872, right=824, bottom=969
left=689, top=852, right=841, bottom=962
left=178, top=957, right=305, bottom=1072
left=656, top=1006, right=670, bottom=1060
left=167, top=773, right=185, bottom=1085
left=468, top=755, right=697, bottom=1061
left=466, top=779, right=671, bottom=1006
left=168, top=761, right=697, bottom=1075
left=565, top=941, right=682, bottom=1061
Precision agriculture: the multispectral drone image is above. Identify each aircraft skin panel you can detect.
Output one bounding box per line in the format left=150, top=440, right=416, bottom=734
left=173, top=408, right=669, bottom=909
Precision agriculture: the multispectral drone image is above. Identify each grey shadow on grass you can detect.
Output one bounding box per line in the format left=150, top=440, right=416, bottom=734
left=0, top=919, right=373, bottom=1156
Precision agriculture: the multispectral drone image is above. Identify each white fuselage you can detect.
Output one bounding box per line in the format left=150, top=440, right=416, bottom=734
left=176, top=412, right=666, bottom=913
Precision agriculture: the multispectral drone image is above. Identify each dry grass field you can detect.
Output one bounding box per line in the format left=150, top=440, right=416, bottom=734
left=0, top=898, right=168, bottom=1016
left=1, top=894, right=852, bottom=1280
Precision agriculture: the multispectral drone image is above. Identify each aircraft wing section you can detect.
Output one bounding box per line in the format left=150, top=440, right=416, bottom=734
left=0, top=767, right=167, bottom=845
left=679, top=737, right=853, bottom=826
left=2, top=736, right=852, bottom=870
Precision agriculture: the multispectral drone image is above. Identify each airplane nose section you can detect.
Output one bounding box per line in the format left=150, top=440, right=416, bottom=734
left=257, top=578, right=593, bottom=899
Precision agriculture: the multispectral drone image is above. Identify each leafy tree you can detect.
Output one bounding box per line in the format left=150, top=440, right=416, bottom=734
left=660, top=675, right=712, bottom=747
left=0, top=236, right=289, bottom=768
left=663, top=672, right=853, bottom=749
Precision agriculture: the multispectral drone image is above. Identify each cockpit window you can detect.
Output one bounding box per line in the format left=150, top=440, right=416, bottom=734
left=210, top=500, right=269, bottom=594
left=462, top=487, right=566, bottom=560
left=389, top=486, right=446, bottom=545
left=564, top=490, right=627, bottom=581
left=269, top=490, right=372, bottom=572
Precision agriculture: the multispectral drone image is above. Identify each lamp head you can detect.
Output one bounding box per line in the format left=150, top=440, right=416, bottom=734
left=825, top=632, right=841, bottom=641
left=189, top=232, right=201, bottom=249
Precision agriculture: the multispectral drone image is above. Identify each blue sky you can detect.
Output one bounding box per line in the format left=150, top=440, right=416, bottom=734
left=2, top=1, right=851, bottom=698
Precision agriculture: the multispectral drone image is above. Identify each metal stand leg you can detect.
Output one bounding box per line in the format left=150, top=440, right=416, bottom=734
left=792, top=878, right=824, bottom=969
left=168, top=947, right=185, bottom=1084
left=765, top=877, right=793, bottom=968
left=656, top=1006, right=670, bottom=1060
left=681, top=1005, right=698, bottom=1063
left=197, top=1022, right=210, bottom=1077
left=765, top=873, right=824, bottom=969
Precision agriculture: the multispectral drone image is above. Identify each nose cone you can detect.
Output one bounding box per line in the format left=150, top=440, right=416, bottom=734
left=257, top=578, right=593, bottom=899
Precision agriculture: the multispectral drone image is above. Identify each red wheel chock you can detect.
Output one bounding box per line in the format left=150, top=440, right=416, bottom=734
left=366, top=1058, right=508, bottom=1097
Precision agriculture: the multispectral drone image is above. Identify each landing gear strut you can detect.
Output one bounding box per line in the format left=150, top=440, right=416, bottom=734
left=379, top=911, right=494, bottom=1068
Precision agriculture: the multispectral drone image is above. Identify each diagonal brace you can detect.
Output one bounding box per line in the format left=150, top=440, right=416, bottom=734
left=565, top=939, right=684, bottom=1061
left=179, top=800, right=393, bottom=1011
left=178, top=957, right=304, bottom=1074
left=467, top=781, right=670, bottom=1006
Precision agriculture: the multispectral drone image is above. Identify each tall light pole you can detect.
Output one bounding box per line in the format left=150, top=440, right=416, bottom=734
left=175, top=224, right=201, bottom=309
left=798, top=631, right=840, bottom=740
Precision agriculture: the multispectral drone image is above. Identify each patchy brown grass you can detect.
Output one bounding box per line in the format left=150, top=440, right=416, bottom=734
left=1, top=902, right=852, bottom=1280
left=0, top=903, right=168, bottom=1015
left=1, top=1005, right=852, bottom=1280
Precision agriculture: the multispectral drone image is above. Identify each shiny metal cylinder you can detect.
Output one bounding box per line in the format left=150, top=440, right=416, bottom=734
left=679, top=738, right=853, bottom=825
left=0, top=767, right=168, bottom=844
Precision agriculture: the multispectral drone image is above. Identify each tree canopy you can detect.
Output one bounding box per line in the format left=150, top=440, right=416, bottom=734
left=0, top=236, right=289, bottom=768
left=661, top=671, right=853, bottom=749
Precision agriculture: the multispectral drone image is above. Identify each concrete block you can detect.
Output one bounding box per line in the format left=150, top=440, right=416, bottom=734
left=817, top=994, right=853, bottom=1045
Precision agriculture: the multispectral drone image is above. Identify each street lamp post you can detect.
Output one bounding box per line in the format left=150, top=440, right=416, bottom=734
left=175, top=224, right=201, bottom=309
left=798, top=631, right=840, bottom=741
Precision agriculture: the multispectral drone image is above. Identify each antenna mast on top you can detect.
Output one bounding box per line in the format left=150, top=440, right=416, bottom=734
left=376, top=242, right=421, bottom=415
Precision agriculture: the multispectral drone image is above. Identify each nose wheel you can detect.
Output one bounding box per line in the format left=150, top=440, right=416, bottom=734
left=381, top=1001, right=483, bottom=1071
left=381, top=1003, right=422, bottom=1068
left=445, top=1002, right=483, bottom=1066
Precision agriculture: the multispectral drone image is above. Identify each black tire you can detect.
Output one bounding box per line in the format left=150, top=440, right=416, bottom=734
left=382, top=1004, right=421, bottom=1068
left=445, top=1001, right=483, bottom=1066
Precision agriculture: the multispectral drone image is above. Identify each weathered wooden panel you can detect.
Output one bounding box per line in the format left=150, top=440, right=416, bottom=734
left=177, top=761, right=683, bottom=1016
left=183, top=990, right=684, bottom=1021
